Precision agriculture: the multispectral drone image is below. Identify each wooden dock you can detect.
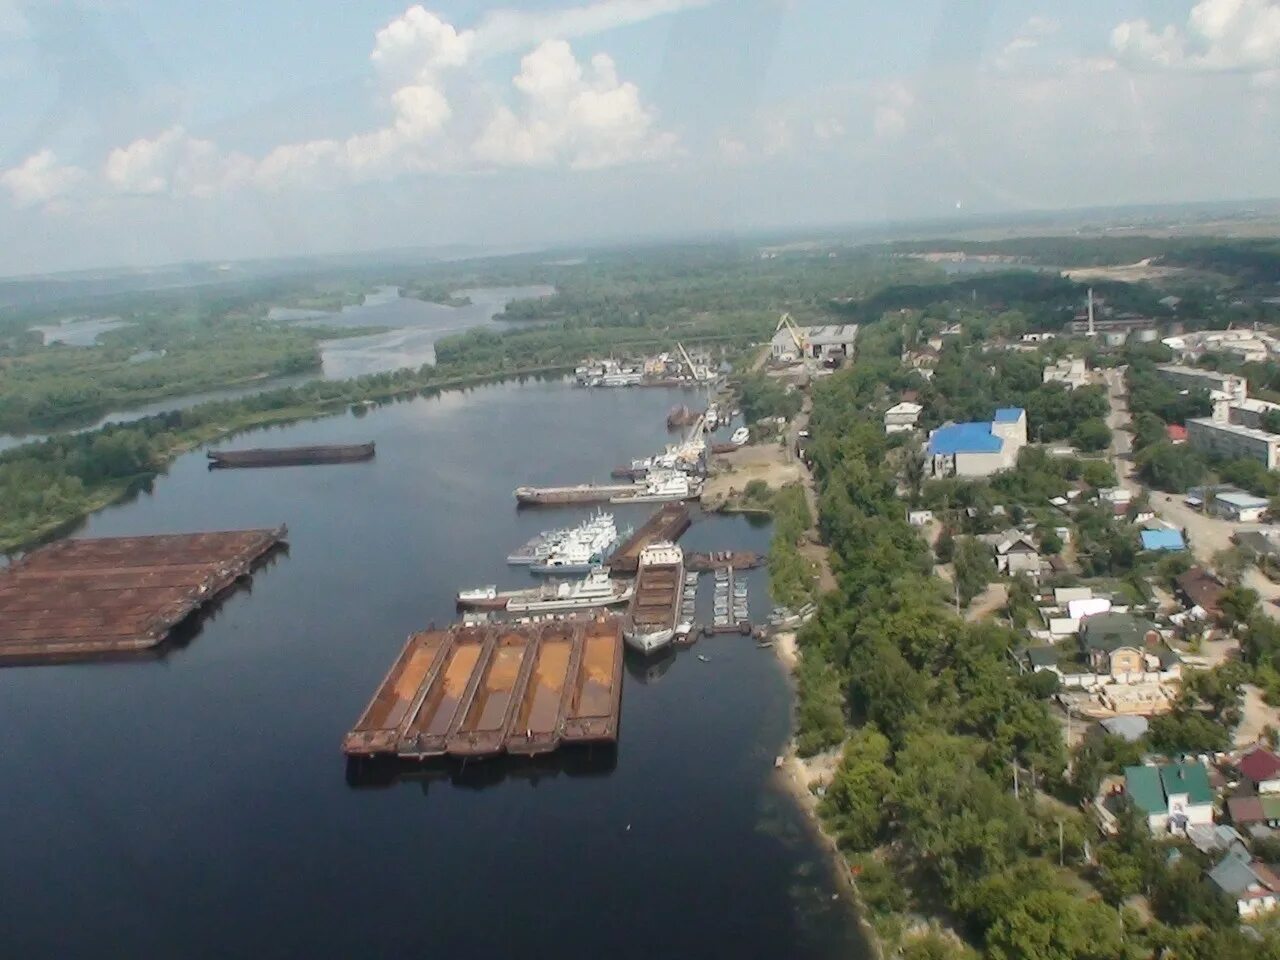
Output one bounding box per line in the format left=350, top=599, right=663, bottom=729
left=344, top=617, right=624, bottom=761
left=0, top=528, right=287, bottom=664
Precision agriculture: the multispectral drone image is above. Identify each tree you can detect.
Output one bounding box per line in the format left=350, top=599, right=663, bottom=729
left=935, top=527, right=955, bottom=564
left=820, top=726, right=894, bottom=852
left=1212, top=547, right=1250, bottom=587
left=1219, top=585, right=1260, bottom=627
left=1137, top=442, right=1207, bottom=493
left=953, top=537, right=994, bottom=607
left=1038, top=527, right=1063, bottom=555
left=1148, top=709, right=1230, bottom=753
left=1071, top=418, right=1113, bottom=452
left=985, top=889, right=1125, bottom=960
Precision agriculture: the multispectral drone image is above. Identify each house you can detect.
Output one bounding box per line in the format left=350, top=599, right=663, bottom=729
left=1141, top=529, right=1187, bottom=552
left=884, top=401, right=923, bottom=435
left=907, top=510, right=934, bottom=527
left=1081, top=612, right=1164, bottom=678
left=1210, top=491, right=1270, bottom=523
left=1043, top=357, right=1089, bottom=391
left=1207, top=846, right=1280, bottom=917
left=1099, top=487, right=1133, bottom=514
left=770, top=323, right=859, bottom=362
left=1166, top=424, right=1188, bottom=444
left=1124, top=762, right=1216, bottom=833
left=1175, top=567, right=1226, bottom=620
left=1240, top=748, right=1280, bottom=794
left=1020, top=646, right=1063, bottom=678
left=1187, top=823, right=1247, bottom=856
left=927, top=408, right=1027, bottom=478
left=995, top=535, right=1042, bottom=577
left=1227, top=794, right=1280, bottom=830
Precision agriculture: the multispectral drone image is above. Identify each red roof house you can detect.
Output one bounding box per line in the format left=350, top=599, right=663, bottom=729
left=1240, top=748, right=1280, bottom=788
left=1166, top=424, right=1188, bottom=444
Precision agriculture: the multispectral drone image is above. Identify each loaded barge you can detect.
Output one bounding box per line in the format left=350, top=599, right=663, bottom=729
left=608, top=503, right=691, bottom=575
left=344, top=617, right=624, bottom=761
left=0, top=528, right=287, bottom=664
left=207, top=443, right=375, bottom=468
left=515, top=471, right=701, bottom=507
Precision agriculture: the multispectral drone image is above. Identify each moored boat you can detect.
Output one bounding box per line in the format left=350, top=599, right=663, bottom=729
left=623, top=542, right=685, bottom=655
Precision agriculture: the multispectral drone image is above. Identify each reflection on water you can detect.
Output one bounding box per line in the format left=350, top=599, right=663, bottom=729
left=31, top=316, right=133, bottom=346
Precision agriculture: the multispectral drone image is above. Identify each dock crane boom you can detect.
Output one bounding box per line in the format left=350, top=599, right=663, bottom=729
left=776, top=313, right=808, bottom=358
left=676, top=342, right=701, bottom=381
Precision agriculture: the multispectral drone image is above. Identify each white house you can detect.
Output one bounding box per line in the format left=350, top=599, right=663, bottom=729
left=1043, top=357, right=1089, bottom=390
left=1124, top=762, right=1215, bottom=834
left=884, top=401, right=923, bottom=435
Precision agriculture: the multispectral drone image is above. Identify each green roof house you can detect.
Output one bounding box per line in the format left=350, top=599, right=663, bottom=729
left=1124, top=762, right=1215, bottom=833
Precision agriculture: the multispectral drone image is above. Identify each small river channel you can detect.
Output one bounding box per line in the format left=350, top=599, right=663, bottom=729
left=0, top=377, right=868, bottom=959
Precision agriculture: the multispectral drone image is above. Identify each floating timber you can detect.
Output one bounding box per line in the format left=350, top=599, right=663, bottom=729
left=608, top=503, right=691, bottom=576
left=344, top=617, right=624, bottom=761
left=0, top=527, right=286, bottom=664
left=207, top=442, right=374, bottom=469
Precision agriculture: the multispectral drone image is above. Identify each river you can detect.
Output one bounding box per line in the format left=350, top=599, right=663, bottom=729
left=0, top=377, right=868, bottom=959
left=0, top=285, right=554, bottom=454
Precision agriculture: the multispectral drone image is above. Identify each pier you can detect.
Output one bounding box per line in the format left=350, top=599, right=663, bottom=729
left=608, top=503, right=691, bottom=575
left=0, top=528, right=287, bottom=664
left=344, top=617, right=624, bottom=761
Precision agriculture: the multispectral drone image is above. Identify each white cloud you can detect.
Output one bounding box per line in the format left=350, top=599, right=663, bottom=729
left=0, top=150, right=85, bottom=207
left=0, top=0, right=29, bottom=38
left=468, top=0, right=712, bottom=58
left=104, top=127, right=247, bottom=197
left=873, top=83, right=913, bottom=141
left=1113, top=0, right=1280, bottom=72
left=474, top=40, right=676, bottom=170
left=371, top=6, right=473, bottom=82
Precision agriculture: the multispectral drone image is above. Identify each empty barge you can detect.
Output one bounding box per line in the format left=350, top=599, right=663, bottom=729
left=344, top=617, right=624, bottom=761
left=608, top=503, right=691, bottom=575
left=207, top=442, right=375, bottom=468
left=0, top=527, right=287, bottom=664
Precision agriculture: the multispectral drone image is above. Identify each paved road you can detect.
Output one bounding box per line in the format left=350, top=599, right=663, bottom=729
left=1104, top=367, right=1140, bottom=492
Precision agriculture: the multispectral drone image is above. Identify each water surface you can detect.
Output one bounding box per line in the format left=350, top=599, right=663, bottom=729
left=0, top=378, right=866, bottom=960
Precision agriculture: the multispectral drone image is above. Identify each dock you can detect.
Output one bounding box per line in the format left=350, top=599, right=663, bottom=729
left=0, top=528, right=287, bottom=664
left=344, top=617, right=624, bottom=761
left=608, top=503, right=691, bottom=575
left=686, top=551, right=763, bottom=572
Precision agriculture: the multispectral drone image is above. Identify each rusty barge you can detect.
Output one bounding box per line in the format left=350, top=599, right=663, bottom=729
left=0, top=528, right=287, bottom=664
left=207, top=442, right=375, bottom=468
left=344, top=616, right=624, bottom=761
left=608, top=503, right=691, bottom=575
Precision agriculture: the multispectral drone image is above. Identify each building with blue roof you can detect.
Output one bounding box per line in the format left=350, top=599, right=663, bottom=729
left=1141, top=529, right=1187, bottom=552
left=928, top=407, right=1027, bottom=478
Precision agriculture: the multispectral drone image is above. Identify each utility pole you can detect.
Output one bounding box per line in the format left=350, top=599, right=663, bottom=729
left=1013, top=761, right=1020, bottom=800
left=1059, top=819, right=1065, bottom=867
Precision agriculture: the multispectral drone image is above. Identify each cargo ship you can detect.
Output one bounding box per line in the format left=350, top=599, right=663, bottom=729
left=457, top=569, right=633, bottom=613
left=622, top=542, right=687, bottom=655
left=207, top=442, right=375, bottom=468
left=611, top=471, right=701, bottom=504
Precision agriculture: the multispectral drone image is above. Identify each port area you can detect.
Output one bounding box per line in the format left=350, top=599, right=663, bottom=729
left=608, top=503, right=691, bottom=575
left=686, top=551, right=763, bottom=572
left=701, top=443, right=802, bottom=511
left=343, top=616, right=624, bottom=763
left=0, top=527, right=287, bottom=664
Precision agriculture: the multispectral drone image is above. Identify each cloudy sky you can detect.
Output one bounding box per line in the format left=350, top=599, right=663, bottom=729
left=1, top=0, right=1278, bottom=275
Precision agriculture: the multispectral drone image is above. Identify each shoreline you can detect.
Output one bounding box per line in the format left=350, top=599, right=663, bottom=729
left=770, top=628, right=885, bottom=960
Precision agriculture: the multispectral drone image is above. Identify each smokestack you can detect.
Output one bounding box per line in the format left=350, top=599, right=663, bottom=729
left=1087, top=288, right=1095, bottom=337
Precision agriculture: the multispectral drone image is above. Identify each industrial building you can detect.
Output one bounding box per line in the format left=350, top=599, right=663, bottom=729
left=927, top=407, right=1027, bottom=478
left=770, top=322, right=859, bottom=362
left=1186, top=418, right=1280, bottom=470
left=1156, top=365, right=1247, bottom=403
left=1209, top=491, right=1270, bottom=523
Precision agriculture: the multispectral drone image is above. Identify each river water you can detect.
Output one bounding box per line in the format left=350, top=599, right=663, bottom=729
left=0, top=377, right=867, bottom=959
left=0, top=285, right=554, bottom=454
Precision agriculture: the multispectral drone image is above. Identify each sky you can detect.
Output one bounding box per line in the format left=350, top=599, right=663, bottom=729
left=1, top=0, right=1278, bottom=275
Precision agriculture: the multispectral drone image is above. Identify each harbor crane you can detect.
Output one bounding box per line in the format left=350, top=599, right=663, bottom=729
left=675, top=341, right=704, bottom=382
left=776, top=313, right=809, bottom=360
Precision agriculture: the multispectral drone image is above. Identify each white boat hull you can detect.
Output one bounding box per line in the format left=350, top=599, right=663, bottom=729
left=623, top=627, right=675, bottom=655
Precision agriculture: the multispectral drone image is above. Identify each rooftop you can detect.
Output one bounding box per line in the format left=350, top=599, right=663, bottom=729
left=1161, top=762, right=1214, bottom=806
left=1141, top=529, right=1187, bottom=552
left=1176, top=567, right=1226, bottom=612
left=1188, top=417, right=1280, bottom=444
left=1241, top=747, right=1280, bottom=784
left=1081, top=612, right=1157, bottom=651
left=1124, top=765, right=1166, bottom=815
left=804, top=324, right=860, bottom=345
left=1217, top=491, right=1270, bottom=510
left=928, top=422, right=1003, bottom=456
left=994, top=407, right=1026, bottom=423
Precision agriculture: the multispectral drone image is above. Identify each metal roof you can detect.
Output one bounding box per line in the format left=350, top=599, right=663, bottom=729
left=1161, top=762, right=1214, bottom=805
left=928, top=422, right=1003, bottom=455
left=1101, top=716, right=1149, bottom=742
left=994, top=407, right=1025, bottom=423
left=1141, top=529, right=1187, bottom=551
left=1125, top=765, right=1166, bottom=815
left=1217, top=491, right=1270, bottom=509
